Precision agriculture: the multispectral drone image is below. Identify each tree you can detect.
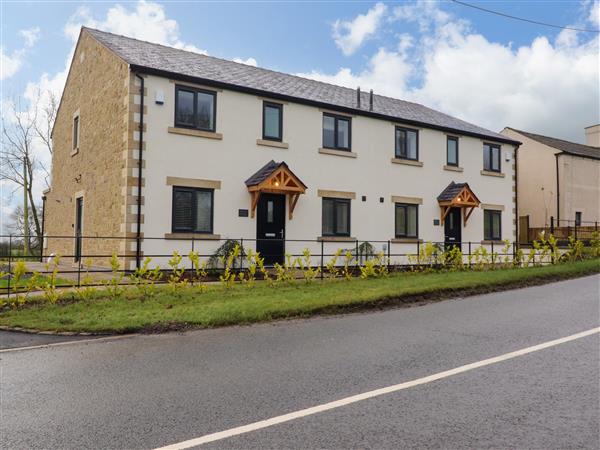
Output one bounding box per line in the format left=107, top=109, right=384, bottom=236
left=1, top=89, right=57, bottom=253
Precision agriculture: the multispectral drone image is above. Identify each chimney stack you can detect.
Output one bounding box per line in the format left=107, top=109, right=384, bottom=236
left=584, top=124, right=600, bottom=147
left=356, top=86, right=361, bottom=108
left=369, top=89, right=374, bottom=111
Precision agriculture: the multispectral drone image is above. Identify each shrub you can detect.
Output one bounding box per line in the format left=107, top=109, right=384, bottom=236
left=298, top=248, right=320, bottom=283
left=342, top=250, right=354, bottom=280
left=188, top=251, right=208, bottom=289
left=39, top=254, right=61, bottom=303
left=274, top=254, right=297, bottom=284
left=105, top=253, right=125, bottom=300
left=209, top=239, right=245, bottom=269
left=255, top=253, right=272, bottom=286
left=566, top=236, right=584, bottom=262
left=325, top=249, right=342, bottom=279
left=76, top=259, right=97, bottom=301
left=219, top=244, right=240, bottom=288
left=590, top=231, right=600, bottom=258
left=357, top=241, right=375, bottom=265
left=442, top=246, right=463, bottom=271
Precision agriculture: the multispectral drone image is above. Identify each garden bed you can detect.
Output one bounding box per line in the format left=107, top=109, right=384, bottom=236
left=0, top=259, right=598, bottom=334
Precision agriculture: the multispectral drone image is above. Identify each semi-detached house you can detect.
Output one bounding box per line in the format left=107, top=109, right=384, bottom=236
left=44, top=27, right=521, bottom=269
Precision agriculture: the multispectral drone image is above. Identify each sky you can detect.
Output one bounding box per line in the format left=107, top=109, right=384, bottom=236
left=1, top=0, right=599, bottom=230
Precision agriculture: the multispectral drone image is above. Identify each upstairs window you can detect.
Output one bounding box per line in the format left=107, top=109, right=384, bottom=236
left=484, top=210, right=502, bottom=241
left=395, top=203, right=418, bottom=238
left=323, top=114, right=351, bottom=150
left=263, top=102, right=283, bottom=141
left=175, top=86, right=216, bottom=132
left=72, top=115, right=80, bottom=150
left=172, top=187, right=214, bottom=234
left=322, top=197, right=351, bottom=236
left=395, top=127, right=418, bottom=160
left=447, top=136, right=459, bottom=166
left=483, top=143, right=501, bottom=172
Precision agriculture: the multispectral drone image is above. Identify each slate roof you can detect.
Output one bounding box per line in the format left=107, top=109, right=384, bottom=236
left=506, top=128, right=600, bottom=160
left=437, top=182, right=469, bottom=202
left=245, top=160, right=283, bottom=186
left=83, top=27, right=519, bottom=145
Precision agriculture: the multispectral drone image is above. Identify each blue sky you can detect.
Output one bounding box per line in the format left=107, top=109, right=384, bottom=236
left=1, top=1, right=599, bottom=227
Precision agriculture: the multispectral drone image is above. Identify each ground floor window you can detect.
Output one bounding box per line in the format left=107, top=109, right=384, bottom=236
left=484, top=209, right=501, bottom=241
left=575, top=211, right=582, bottom=226
left=172, top=187, right=214, bottom=233
left=322, top=198, right=350, bottom=236
left=395, top=203, right=418, bottom=238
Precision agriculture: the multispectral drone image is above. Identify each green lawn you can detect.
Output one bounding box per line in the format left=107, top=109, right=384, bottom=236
left=1, top=259, right=598, bottom=333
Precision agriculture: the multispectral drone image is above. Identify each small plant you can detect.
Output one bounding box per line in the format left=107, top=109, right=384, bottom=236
left=167, top=251, right=188, bottom=293
left=188, top=251, right=208, bottom=290
left=359, top=258, right=377, bottom=279
left=513, top=247, right=524, bottom=268
left=442, top=246, right=463, bottom=271
left=342, top=250, right=354, bottom=280
left=325, top=249, right=342, bottom=279
left=219, top=244, right=240, bottom=289
left=566, top=236, right=584, bottom=262
left=240, top=249, right=258, bottom=287
left=375, top=252, right=389, bottom=277
left=274, top=254, right=297, bottom=284
left=500, top=240, right=512, bottom=268
left=103, top=253, right=125, bottom=299
left=255, top=253, right=272, bottom=286
left=76, top=259, right=97, bottom=301
left=589, top=231, right=600, bottom=258
left=356, top=241, right=375, bottom=265
left=472, top=246, right=490, bottom=271
left=39, top=254, right=61, bottom=303
left=298, top=248, right=320, bottom=283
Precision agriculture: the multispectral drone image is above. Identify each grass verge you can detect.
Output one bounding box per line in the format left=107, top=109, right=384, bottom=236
left=1, top=259, right=598, bottom=333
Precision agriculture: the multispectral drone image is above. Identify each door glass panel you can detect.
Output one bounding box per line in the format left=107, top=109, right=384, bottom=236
left=267, top=200, right=274, bottom=223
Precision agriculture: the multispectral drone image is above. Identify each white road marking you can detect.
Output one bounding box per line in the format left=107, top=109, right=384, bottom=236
left=154, top=327, right=600, bottom=450
left=0, top=334, right=137, bottom=353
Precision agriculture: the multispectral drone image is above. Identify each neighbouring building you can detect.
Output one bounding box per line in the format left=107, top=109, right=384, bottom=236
left=44, top=28, right=520, bottom=269
left=501, top=126, right=600, bottom=233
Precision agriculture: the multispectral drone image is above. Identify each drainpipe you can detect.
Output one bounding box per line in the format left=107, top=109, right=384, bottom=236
left=513, top=144, right=520, bottom=244
left=40, top=194, right=47, bottom=262
left=134, top=73, right=145, bottom=269
left=555, top=153, right=560, bottom=224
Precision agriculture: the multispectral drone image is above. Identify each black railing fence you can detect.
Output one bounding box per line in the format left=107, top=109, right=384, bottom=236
left=0, top=233, right=571, bottom=298
left=522, top=216, right=599, bottom=243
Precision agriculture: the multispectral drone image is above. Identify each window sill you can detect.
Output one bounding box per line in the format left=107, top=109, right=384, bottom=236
left=391, top=158, right=423, bottom=167
left=164, top=233, right=221, bottom=240
left=480, top=239, right=503, bottom=245
left=443, top=165, right=463, bottom=172
left=318, top=148, right=357, bottom=158
left=317, top=236, right=357, bottom=242
left=70, top=148, right=79, bottom=157
left=480, top=170, right=505, bottom=178
left=257, top=139, right=289, bottom=149
left=391, top=238, right=422, bottom=244
left=168, top=127, right=223, bottom=140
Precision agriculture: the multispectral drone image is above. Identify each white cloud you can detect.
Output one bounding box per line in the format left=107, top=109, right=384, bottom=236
left=19, top=27, right=41, bottom=48
left=233, top=57, right=258, bottom=67
left=0, top=27, right=41, bottom=80
left=64, top=1, right=206, bottom=54
left=332, top=2, right=387, bottom=56
left=305, top=0, right=599, bottom=142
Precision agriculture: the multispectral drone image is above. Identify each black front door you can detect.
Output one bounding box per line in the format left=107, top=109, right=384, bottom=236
left=444, top=207, right=462, bottom=249
left=74, top=197, right=84, bottom=262
left=256, top=194, right=285, bottom=265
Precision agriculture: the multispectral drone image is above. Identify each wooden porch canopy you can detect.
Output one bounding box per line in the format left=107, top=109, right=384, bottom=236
left=245, top=160, right=307, bottom=219
left=437, top=181, right=480, bottom=224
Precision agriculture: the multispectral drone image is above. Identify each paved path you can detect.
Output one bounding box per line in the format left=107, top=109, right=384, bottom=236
left=1, top=275, right=599, bottom=449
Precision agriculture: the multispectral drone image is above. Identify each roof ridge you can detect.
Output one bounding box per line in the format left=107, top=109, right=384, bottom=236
left=507, top=127, right=600, bottom=150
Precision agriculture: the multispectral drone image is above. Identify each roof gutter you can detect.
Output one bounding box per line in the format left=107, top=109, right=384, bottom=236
left=134, top=72, right=144, bottom=270
left=130, top=64, right=522, bottom=147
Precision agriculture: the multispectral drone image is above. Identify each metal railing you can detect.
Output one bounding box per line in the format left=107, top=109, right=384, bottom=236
left=0, top=234, right=558, bottom=298
left=524, top=216, right=599, bottom=243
